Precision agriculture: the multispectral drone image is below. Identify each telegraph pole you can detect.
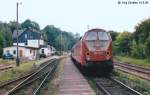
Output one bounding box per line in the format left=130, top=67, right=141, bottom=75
left=60, top=31, right=62, bottom=55
left=16, top=2, right=21, bottom=66
left=87, top=25, right=90, bottom=30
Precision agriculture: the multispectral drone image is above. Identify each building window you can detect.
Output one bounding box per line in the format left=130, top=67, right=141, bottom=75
left=33, top=50, right=36, bottom=56
left=42, top=49, right=44, bottom=54
left=25, top=42, right=28, bottom=45
left=6, top=50, right=10, bottom=54
left=30, top=50, right=32, bottom=54
left=25, top=34, right=27, bottom=39
left=13, top=50, right=16, bottom=54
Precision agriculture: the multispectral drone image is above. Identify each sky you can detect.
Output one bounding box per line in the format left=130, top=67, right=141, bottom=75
left=0, top=0, right=150, bottom=35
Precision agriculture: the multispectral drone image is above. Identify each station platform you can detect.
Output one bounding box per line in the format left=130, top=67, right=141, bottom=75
left=59, top=58, right=95, bottom=95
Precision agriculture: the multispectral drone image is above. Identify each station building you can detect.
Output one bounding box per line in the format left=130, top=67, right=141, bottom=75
left=3, top=28, right=55, bottom=60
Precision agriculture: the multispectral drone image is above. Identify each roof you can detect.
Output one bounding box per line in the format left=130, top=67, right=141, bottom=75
left=3, top=46, right=38, bottom=50
left=40, top=45, right=48, bottom=48
left=87, top=28, right=106, bottom=32
left=3, top=46, right=26, bottom=49
left=13, top=30, right=24, bottom=38
left=13, top=28, right=41, bottom=39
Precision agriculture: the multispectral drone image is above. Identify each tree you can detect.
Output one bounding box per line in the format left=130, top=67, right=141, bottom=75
left=114, top=31, right=131, bottom=55
left=109, top=31, right=119, bottom=41
left=8, top=21, right=21, bottom=33
left=134, top=18, right=150, bottom=44
left=42, top=25, right=60, bottom=46
left=0, top=31, right=4, bottom=57
left=130, top=18, right=150, bottom=58
left=0, top=22, right=12, bottom=47
left=145, top=33, right=150, bottom=59
left=0, top=19, right=79, bottom=57
left=21, top=19, right=40, bottom=30
left=130, top=40, right=145, bottom=58
left=42, top=25, right=80, bottom=51
left=43, top=25, right=63, bottom=50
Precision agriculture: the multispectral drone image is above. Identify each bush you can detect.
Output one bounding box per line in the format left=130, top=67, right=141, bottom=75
left=145, top=35, right=150, bottom=59
left=131, top=42, right=145, bottom=59
left=0, top=47, right=3, bottom=58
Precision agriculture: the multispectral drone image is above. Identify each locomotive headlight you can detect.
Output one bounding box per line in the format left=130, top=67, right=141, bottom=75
left=106, top=51, right=110, bottom=60
left=86, top=52, right=90, bottom=55
left=106, top=51, right=109, bottom=55
left=86, top=51, right=90, bottom=60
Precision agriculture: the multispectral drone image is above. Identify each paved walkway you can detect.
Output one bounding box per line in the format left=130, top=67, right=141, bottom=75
left=59, top=58, right=95, bottom=95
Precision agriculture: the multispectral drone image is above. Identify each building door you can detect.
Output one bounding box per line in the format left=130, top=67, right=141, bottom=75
left=19, top=50, right=23, bottom=57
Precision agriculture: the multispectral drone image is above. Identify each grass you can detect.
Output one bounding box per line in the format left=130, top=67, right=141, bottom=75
left=0, top=56, right=60, bottom=83
left=114, top=70, right=150, bottom=95
left=0, top=59, right=15, bottom=65
left=0, top=60, right=36, bottom=83
left=47, top=58, right=65, bottom=95
left=114, top=56, right=150, bottom=68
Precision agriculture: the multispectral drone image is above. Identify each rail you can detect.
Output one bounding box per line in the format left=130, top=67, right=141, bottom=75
left=92, top=77, right=142, bottom=95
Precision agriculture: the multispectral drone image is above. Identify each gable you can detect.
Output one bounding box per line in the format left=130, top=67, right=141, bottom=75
left=13, top=28, right=41, bottom=43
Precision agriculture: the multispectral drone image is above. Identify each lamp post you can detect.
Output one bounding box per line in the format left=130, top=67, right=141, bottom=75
left=16, top=2, right=21, bottom=66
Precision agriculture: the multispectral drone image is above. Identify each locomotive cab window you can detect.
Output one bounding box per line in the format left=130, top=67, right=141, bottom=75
left=85, top=32, right=97, bottom=40
left=85, top=31, right=97, bottom=51
left=98, top=31, right=110, bottom=50
left=98, top=32, right=109, bottom=40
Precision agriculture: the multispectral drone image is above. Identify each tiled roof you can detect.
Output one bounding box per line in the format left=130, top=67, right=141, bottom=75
left=13, top=28, right=41, bottom=39
left=13, top=30, right=24, bottom=38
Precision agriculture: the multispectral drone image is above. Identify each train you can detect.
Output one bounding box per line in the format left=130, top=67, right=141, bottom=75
left=71, top=28, right=113, bottom=74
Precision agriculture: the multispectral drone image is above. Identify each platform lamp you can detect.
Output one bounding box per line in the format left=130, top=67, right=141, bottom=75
left=16, top=2, right=22, bottom=66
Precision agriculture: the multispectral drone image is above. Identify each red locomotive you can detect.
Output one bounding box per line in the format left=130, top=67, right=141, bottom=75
left=71, top=28, right=113, bottom=73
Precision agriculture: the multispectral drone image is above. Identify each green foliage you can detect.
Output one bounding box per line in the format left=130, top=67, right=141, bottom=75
left=145, top=33, right=150, bottom=59
left=8, top=21, right=21, bottom=33
left=115, top=56, right=150, bottom=68
left=115, top=70, right=150, bottom=94
left=0, top=23, right=13, bottom=47
left=21, top=19, right=40, bottom=30
left=43, top=25, right=60, bottom=46
left=0, top=19, right=79, bottom=57
left=114, top=31, right=131, bottom=55
left=131, top=18, right=150, bottom=59
left=134, top=18, right=150, bottom=44
left=42, top=25, right=80, bottom=51
left=112, top=18, right=150, bottom=60
left=130, top=41, right=145, bottom=59
left=109, top=30, right=119, bottom=41
left=0, top=32, right=3, bottom=57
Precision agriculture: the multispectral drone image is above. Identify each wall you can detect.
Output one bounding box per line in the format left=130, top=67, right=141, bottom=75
left=3, top=46, right=37, bottom=60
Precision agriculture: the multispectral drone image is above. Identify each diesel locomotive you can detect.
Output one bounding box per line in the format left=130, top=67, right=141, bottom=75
left=71, top=28, right=113, bottom=73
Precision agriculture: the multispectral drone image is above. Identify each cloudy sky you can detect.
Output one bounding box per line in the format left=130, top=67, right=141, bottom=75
left=0, top=0, right=150, bottom=35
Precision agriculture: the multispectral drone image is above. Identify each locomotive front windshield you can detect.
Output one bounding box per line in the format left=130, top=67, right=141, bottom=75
left=85, top=32, right=97, bottom=51
left=85, top=32, right=97, bottom=40
left=85, top=31, right=110, bottom=51
left=98, top=32, right=110, bottom=50
left=98, top=32, right=109, bottom=40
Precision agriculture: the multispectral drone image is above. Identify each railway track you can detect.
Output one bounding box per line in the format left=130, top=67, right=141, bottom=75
left=7, top=59, right=58, bottom=95
left=92, top=77, right=142, bottom=95
left=0, top=64, right=13, bottom=71
left=0, top=58, right=58, bottom=95
left=114, top=62, right=150, bottom=81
